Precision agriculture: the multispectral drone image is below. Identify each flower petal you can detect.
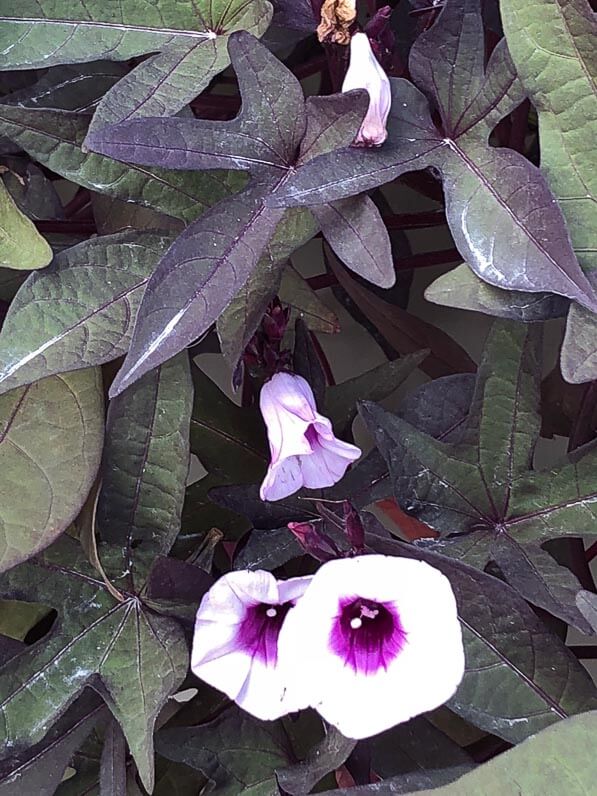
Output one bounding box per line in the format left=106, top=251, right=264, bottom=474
left=278, top=555, right=464, bottom=738
left=192, top=571, right=312, bottom=720
left=299, top=427, right=361, bottom=489
left=260, top=455, right=304, bottom=501
left=260, top=373, right=317, bottom=464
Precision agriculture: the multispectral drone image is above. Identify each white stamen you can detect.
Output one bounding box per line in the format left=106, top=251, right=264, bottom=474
left=266, top=607, right=277, bottom=618
left=361, top=606, right=379, bottom=620
left=350, top=617, right=362, bottom=629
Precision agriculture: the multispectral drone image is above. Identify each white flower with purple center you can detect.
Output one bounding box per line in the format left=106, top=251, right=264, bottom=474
left=259, top=372, right=361, bottom=502
left=278, top=555, right=465, bottom=738
left=191, top=570, right=311, bottom=720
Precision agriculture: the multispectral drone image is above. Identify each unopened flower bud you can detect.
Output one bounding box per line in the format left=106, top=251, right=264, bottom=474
left=342, top=32, right=392, bottom=147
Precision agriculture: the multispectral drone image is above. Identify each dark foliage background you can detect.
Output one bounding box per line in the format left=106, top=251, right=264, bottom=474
left=0, top=0, right=595, bottom=792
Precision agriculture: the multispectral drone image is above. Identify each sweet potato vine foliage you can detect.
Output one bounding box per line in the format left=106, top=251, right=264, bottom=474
left=0, top=0, right=596, bottom=792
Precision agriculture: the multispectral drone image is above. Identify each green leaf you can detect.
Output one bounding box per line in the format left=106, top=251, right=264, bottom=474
left=0, top=179, right=52, bottom=270
left=97, top=353, right=193, bottom=587
left=501, top=0, right=597, bottom=383
left=576, top=590, right=597, bottom=633
left=233, top=527, right=303, bottom=571
left=278, top=265, right=340, bottom=335
left=0, top=105, right=245, bottom=223
left=3, top=60, right=128, bottom=113
left=426, top=264, right=570, bottom=322
left=360, top=321, right=596, bottom=631
left=0, top=368, right=104, bottom=572
left=0, top=537, right=189, bottom=793
left=2, top=159, right=64, bottom=221
left=276, top=726, right=355, bottom=795
left=190, top=362, right=268, bottom=484
left=416, top=711, right=597, bottom=795
left=561, top=301, right=597, bottom=383
left=369, top=532, right=597, bottom=743
left=155, top=706, right=293, bottom=795
left=0, top=693, right=106, bottom=796
left=0, top=232, right=175, bottom=395
left=325, top=351, right=427, bottom=439
left=501, top=0, right=597, bottom=275
left=0, top=1, right=273, bottom=69
left=86, top=0, right=273, bottom=136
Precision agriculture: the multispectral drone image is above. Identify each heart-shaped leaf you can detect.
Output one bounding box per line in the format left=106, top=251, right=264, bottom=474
left=0, top=368, right=103, bottom=572
left=0, top=180, right=52, bottom=270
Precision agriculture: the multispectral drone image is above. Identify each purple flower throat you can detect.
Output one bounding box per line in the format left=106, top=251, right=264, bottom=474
left=237, top=602, right=292, bottom=666
left=330, top=597, right=407, bottom=675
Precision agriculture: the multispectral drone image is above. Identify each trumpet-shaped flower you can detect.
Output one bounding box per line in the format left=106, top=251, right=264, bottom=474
left=342, top=32, right=392, bottom=147
left=259, top=372, right=361, bottom=502
left=191, top=570, right=311, bottom=721
left=278, top=555, right=465, bottom=738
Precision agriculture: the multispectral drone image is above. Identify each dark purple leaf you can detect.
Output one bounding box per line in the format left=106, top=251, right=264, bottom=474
left=294, top=317, right=327, bottom=404
left=145, top=556, right=213, bottom=604
left=100, top=718, right=126, bottom=796
left=326, top=244, right=477, bottom=378
left=270, top=0, right=597, bottom=312
left=108, top=184, right=286, bottom=397
left=91, top=34, right=368, bottom=397
left=313, top=196, right=395, bottom=288
left=269, top=79, right=442, bottom=206
left=234, top=527, right=304, bottom=571
left=272, top=0, right=319, bottom=31
left=276, top=726, right=356, bottom=795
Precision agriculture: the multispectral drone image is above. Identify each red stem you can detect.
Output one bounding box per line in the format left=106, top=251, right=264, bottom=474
left=63, top=188, right=91, bottom=219
left=35, top=220, right=96, bottom=234
left=382, top=210, right=446, bottom=229
left=569, top=646, right=597, bottom=659
left=585, top=540, right=597, bottom=563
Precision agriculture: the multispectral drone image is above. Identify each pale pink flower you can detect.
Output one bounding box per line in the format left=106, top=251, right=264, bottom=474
left=259, top=372, right=361, bottom=502
left=278, top=555, right=465, bottom=738
left=191, top=570, right=311, bottom=721
left=342, top=32, right=392, bottom=147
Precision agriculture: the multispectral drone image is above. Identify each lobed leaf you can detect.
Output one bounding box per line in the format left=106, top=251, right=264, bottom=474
left=0, top=537, right=188, bottom=793
left=360, top=321, right=595, bottom=630
left=369, top=532, right=597, bottom=742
